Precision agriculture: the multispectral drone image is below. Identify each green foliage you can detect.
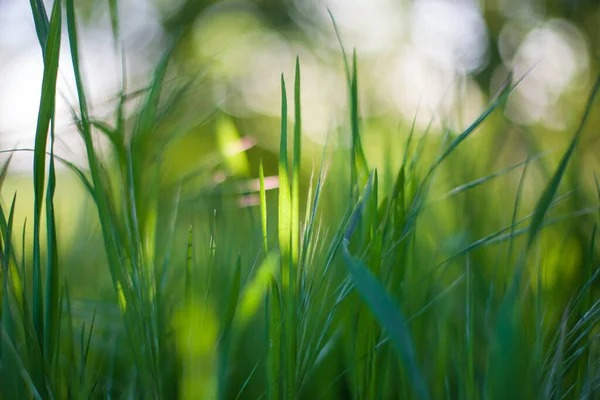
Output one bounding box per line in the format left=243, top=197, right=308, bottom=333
left=0, top=1, right=599, bottom=399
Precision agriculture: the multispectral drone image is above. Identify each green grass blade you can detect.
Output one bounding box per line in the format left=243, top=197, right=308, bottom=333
left=285, top=56, right=302, bottom=399
left=327, top=11, right=368, bottom=198
left=278, top=74, right=290, bottom=262
left=526, top=74, right=600, bottom=249
left=291, top=56, right=301, bottom=267
left=1, top=194, right=19, bottom=399
left=236, top=360, right=262, bottom=400
left=0, top=191, right=23, bottom=303
left=349, top=50, right=369, bottom=195
left=223, top=256, right=241, bottom=332
left=43, top=123, right=59, bottom=367
left=259, top=160, right=268, bottom=254
left=185, top=225, right=193, bottom=309
left=440, top=152, right=546, bottom=200
left=28, top=0, right=50, bottom=54
left=430, top=70, right=530, bottom=174
left=341, top=240, right=430, bottom=400
left=327, top=9, right=351, bottom=87
left=108, top=0, right=119, bottom=46
left=267, top=277, right=282, bottom=400
left=1, top=326, right=43, bottom=400
left=32, top=0, right=62, bottom=355
left=277, top=73, right=293, bottom=396
left=66, top=0, right=130, bottom=315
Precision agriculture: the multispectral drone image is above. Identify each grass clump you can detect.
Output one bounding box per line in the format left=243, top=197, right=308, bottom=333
left=0, top=1, right=599, bottom=399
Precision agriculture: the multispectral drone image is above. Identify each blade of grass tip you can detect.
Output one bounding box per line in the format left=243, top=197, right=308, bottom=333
left=31, top=0, right=62, bottom=356
left=350, top=50, right=369, bottom=192
left=440, top=152, right=544, bottom=200
left=43, top=122, right=59, bottom=367
left=0, top=192, right=23, bottom=306
left=108, top=0, right=119, bottom=48
left=505, top=155, right=531, bottom=269
left=401, top=99, right=421, bottom=169
left=286, top=56, right=302, bottom=400
left=344, top=173, right=374, bottom=242
left=429, top=65, right=533, bottom=175
left=259, top=160, right=268, bottom=254
left=328, top=11, right=368, bottom=196
left=278, top=74, right=290, bottom=264
left=526, top=73, right=600, bottom=250
left=277, top=73, right=293, bottom=396
left=267, top=277, right=282, bottom=400
left=341, top=241, right=430, bottom=400
left=327, top=9, right=351, bottom=87
left=292, top=56, right=301, bottom=267
left=28, top=0, right=49, bottom=54
left=3, top=193, right=17, bottom=278
left=132, top=45, right=173, bottom=146
left=0, top=154, right=20, bottom=286
left=0, top=152, right=14, bottom=190
left=300, top=137, right=330, bottom=270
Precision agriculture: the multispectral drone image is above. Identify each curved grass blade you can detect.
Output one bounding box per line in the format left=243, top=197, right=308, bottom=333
left=31, top=0, right=62, bottom=356
left=342, top=240, right=430, bottom=400
left=349, top=50, right=369, bottom=194
left=526, top=73, right=600, bottom=250
left=342, top=175, right=429, bottom=399
left=43, top=123, right=59, bottom=366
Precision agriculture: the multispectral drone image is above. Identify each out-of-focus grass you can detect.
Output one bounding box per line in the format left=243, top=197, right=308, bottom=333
left=0, top=1, right=599, bottom=399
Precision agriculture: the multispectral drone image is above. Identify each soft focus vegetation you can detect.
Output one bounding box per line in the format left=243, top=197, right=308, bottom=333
left=0, top=0, right=600, bottom=399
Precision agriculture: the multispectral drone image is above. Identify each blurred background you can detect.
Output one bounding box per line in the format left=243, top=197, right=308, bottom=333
left=1, top=0, right=599, bottom=163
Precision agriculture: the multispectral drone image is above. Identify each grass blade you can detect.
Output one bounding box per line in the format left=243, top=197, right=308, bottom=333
left=526, top=73, right=600, bottom=249
left=267, top=277, right=282, bottom=400
left=259, top=160, right=268, bottom=254
left=28, top=0, right=50, bottom=54
left=342, top=240, right=430, bottom=400
left=43, top=121, right=59, bottom=367
left=31, top=0, right=62, bottom=356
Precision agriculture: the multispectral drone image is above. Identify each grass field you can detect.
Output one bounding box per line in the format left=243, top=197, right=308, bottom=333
left=0, top=1, right=599, bottom=399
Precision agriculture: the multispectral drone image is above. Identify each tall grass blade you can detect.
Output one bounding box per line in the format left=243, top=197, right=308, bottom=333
left=267, top=277, right=282, bottom=400
left=349, top=50, right=369, bottom=195
left=1, top=194, right=19, bottom=399
left=526, top=74, right=600, bottom=249
left=31, top=0, right=62, bottom=355
left=341, top=241, right=430, bottom=400
left=43, top=121, right=59, bottom=367
left=28, top=0, right=50, bottom=54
